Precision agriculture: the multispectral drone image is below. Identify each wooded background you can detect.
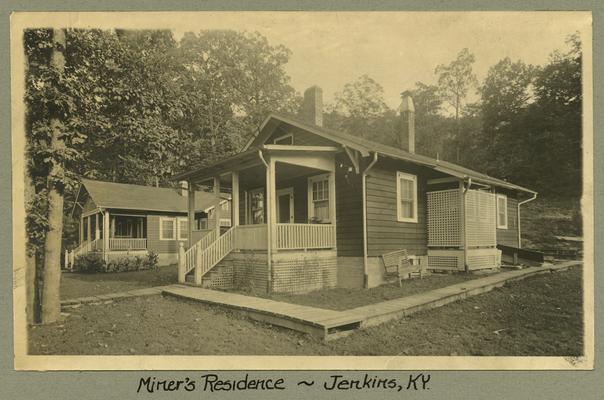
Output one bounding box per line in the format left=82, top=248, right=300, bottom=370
left=23, top=28, right=582, bottom=323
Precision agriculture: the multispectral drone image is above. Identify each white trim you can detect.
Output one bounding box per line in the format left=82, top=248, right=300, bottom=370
left=177, top=217, right=189, bottom=241
left=496, top=194, right=508, bottom=229
left=396, top=171, right=418, bottom=223
left=273, top=132, right=293, bottom=145
left=159, top=217, right=176, bottom=240
left=276, top=187, right=295, bottom=223
left=307, top=173, right=331, bottom=223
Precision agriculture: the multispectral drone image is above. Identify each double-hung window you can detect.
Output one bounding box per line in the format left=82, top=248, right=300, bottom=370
left=496, top=194, right=508, bottom=229
left=177, top=217, right=188, bottom=241
left=308, top=174, right=330, bottom=223
left=159, top=217, right=176, bottom=240
left=396, top=171, right=418, bottom=223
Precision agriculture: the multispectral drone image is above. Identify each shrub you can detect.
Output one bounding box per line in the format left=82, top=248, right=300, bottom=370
left=73, top=250, right=159, bottom=274
left=73, top=252, right=106, bottom=273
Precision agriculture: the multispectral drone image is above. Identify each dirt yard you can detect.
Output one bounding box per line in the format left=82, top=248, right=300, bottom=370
left=230, top=272, right=487, bottom=311
left=30, top=266, right=583, bottom=356
left=60, top=265, right=177, bottom=299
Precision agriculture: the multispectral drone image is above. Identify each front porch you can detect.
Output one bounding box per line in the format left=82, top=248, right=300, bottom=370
left=178, top=145, right=340, bottom=293
left=66, top=212, right=148, bottom=268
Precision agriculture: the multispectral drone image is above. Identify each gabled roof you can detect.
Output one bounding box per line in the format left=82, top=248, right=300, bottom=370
left=76, top=179, right=229, bottom=214
left=242, top=113, right=536, bottom=194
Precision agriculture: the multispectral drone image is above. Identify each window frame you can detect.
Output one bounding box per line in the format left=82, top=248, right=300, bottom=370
left=247, top=187, right=265, bottom=225
left=396, top=171, right=418, bottom=223
left=159, top=217, right=176, bottom=241
left=273, top=133, right=294, bottom=145
left=177, top=217, right=189, bottom=241
left=496, top=194, right=508, bottom=229
left=307, top=173, right=331, bottom=223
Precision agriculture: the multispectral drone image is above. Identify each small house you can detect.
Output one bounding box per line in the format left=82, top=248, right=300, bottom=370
left=67, top=179, right=231, bottom=268
left=171, top=86, right=536, bottom=294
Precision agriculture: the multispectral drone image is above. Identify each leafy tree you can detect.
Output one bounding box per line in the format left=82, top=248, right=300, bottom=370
left=328, top=74, right=394, bottom=143
left=435, top=48, right=478, bottom=121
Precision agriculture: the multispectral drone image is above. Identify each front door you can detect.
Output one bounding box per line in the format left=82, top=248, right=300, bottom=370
left=276, top=188, right=294, bottom=223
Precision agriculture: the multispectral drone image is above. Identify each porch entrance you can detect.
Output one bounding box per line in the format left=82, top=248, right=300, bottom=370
left=276, top=187, right=294, bottom=223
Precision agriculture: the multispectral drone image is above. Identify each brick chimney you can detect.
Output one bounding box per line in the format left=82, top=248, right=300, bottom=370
left=301, top=86, right=323, bottom=127
left=179, top=180, right=188, bottom=196
left=398, top=92, right=415, bottom=153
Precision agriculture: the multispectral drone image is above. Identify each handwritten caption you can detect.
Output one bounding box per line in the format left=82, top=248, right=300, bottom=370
left=136, top=373, right=431, bottom=393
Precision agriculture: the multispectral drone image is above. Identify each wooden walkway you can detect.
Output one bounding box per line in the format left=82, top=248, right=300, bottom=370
left=164, top=261, right=581, bottom=340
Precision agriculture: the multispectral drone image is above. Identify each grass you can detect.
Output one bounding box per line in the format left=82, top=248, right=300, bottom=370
left=31, top=266, right=583, bottom=356
left=60, top=265, right=177, bottom=300
left=229, top=272, right=488, bottom=311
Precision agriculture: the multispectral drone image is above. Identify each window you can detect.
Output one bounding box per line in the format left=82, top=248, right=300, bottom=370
left=159, top=217, right=176, bottom=240
left=396, top=171, right=418, bottom=223
left=273, top=133, right=293, bottom=145
left=248, top=188, right=265, bottom=224
left=497, top=194, right=508, bottom=229
left=177, top=217, right=188, bottom=240
left=308, top=174, right=330, bottom=223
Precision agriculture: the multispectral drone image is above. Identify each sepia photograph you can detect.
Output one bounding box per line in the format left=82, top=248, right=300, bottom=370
left=10, top=11, right=593, bottom=370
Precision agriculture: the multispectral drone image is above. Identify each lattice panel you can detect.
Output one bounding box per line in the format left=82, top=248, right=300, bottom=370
left=427, top=255, right=462, bottom=270
left=427, top=190, right=461, bottom=247
left=465, top=190, right=497, bottom=248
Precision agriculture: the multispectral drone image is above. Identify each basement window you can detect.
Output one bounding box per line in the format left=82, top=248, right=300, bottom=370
left=396, top=171, right=418, bottom=223
left=497, top=194, right=508, bottom=229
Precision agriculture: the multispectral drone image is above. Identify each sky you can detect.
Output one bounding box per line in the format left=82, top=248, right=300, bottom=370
left=165, top=12, right=590, bottom=109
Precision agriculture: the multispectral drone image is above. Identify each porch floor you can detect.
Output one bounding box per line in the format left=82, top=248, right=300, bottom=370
left=163, top=261, right=581, bottom=340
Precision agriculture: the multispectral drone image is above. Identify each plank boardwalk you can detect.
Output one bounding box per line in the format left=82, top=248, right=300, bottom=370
left=162, top=261, right=581, bottom=340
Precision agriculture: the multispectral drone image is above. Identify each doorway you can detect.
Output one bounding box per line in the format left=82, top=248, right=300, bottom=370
left=276, top=187, right=294, bottom=223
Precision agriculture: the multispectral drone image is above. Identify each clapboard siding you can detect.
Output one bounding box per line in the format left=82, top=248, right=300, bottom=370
left=147, top=213, right=187, bottom=254
left=335, top=153, right=364, bottom=257
left=496, top=197, right=520, bottom=247
left=365, top=161, right=429, bottom=257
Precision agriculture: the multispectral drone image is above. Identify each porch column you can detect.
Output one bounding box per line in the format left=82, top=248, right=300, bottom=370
left=79, top=215, right=84, bottom=244
left=329, top=170, right=337, bottom=247
left=459, top=180, right=467, bottom=271
left=213, top=176, right=221, bottom=238
left=231, top=172, right=240, bottom=228
left=187, top=181, right=195, bottom=248
left=95, top=212, right=100, bottom=240
left=86, top=215, right=91, bottom=243
left=103, top=210, right=110, bottom=259
left=265, top=157, right=276, bottom=292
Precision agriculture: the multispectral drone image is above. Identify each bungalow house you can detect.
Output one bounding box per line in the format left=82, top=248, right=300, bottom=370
left=67, top=179, right=231, bottom=268
left=172, top=86, right=537, bottom=294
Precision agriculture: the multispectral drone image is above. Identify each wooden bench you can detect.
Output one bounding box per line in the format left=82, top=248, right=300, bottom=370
left=381, top=249, right=424, bottom=287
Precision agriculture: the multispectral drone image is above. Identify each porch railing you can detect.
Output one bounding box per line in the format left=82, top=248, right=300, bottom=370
left=108, top=238, right=147, bottom=250
left=276, top=223, right=336, bottom=250
left=234, top=224, right=267, bottom=250
left=64, top=238, right=100, bottom=269
left=182, top=227, right=234, bottom=284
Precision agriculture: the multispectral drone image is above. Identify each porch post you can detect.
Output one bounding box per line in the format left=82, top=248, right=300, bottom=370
left=103, top=210, right=110, bottom=260
left=95, top=212, right=100, bottom=240
left=86, top=215, right=91, bottom=243
left=329, top=170, right=337, bottom=247
left=187, top=181, right=195, bottom=248
left=79, top=215, right=84, bottom=244
left=232, top=171, right=240, bottom=228
left=265, top=157, right=276, bottom=292
left=213, top=176, right=221, bottom=238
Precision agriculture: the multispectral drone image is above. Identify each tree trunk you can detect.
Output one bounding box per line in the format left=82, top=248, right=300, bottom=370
left=24, top=175, right=36, bottom=325
left=41, top=28, right=66, bottom=325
